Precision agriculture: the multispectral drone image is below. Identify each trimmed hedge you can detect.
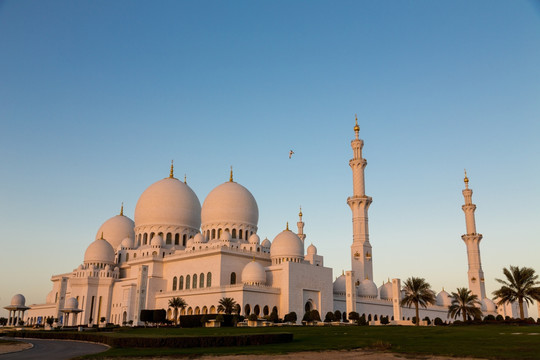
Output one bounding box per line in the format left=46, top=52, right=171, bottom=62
left=179, top=314, right=243, bottom=328
left=6, top=330, right=293, bottom=348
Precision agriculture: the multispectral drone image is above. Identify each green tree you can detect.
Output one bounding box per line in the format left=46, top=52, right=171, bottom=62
left=217, top=297, right=237, bottom=315
left=400, top=277, right=436, bottom=326
left=492, top=265, right=540, bottom=320
left=168, top=297, right=187, bottom=325
left=448, top=287, right=482, bottom=322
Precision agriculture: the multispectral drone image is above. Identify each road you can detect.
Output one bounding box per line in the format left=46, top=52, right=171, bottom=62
left=0, top=337, right=108, bottom=360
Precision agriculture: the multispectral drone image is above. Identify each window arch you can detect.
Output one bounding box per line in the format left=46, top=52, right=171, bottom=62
left=230, top=272, right=236, bottom=285
left=254, top=305, right=260, bottom=316
left=218, top=228, right=222, bottom=238
left=199, top=273, right=204, bottom=288
left=175, top=233, right=179, bottom=245
left=172, top=276, right=177, bottom=291
left=183, top=234, right=187, bottom=246
left=166, top=233, right=172, bottom=245
left=263, top=305, right=269, bottom=316
left=232, top=229, right=237, bottom=238
left=272, top=306, right=278, bottom=314
left=206, top=272, right=212, bottom=287
left=212, top=229, right=216, bottom=239
left=186, top=275, right=191, bottom=290
left=239, top=229, right=243, bottom=239
left=244, top=304, right=251, bottom=315
left=179, top=276, right=184, bottom=290
left=143, top=233, right=148, bottom=245
left=192, top=274, right=197, bottom=289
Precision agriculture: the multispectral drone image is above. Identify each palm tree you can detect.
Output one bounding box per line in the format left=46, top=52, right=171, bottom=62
left=400, top=277, right=436, bottom=326
left=168, top=297, right=187, bottom=326
left=217, top=297, right=237, bottom=315
left=448, top=288, right=483, bottom=322
left=492, top=265, right=540, bottom=320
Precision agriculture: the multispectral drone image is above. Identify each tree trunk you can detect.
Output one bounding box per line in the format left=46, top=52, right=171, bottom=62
left=519, top=299, right=524, bottom=320
left=415, top=302, right=419, bottom=326
left=174, top=308, right=178, bottom=326
left=463, top=310, right=466, bottom=322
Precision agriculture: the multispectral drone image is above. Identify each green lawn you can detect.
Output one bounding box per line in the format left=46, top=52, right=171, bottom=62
left=82, top=324, right=540, bottom=359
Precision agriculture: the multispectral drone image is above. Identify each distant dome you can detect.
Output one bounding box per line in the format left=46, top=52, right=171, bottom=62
left=436, top=289, right=452, bottom=307
left=193, top=233, right=204, bottom=243
left=379, top=281, right=393, bottom=300
left=202, top=181, right=258, bottom=228
left=135, top=177, right=201, bottom=230
left=64, top=297, right=78, bottom=310
left=261, top=238, right=271, bottom=248
left=84, top=237, right=115, bottom=265
left=307, top=244, right=317, bottom=255
left=333, top=274, right=346, bottom=293
left=120, top=236, right=134, bottom=249
left=150, top=234, right=164, bottom=247
left=220, top=230, right=232, bottom=242
left=248, top=233, right=260, bottom=245
left=95, top=213, right=135, bottom=250
left=241, top=261, right=267, bottom=285
left=10, top=294, right=25, bottom=307
left=358, top=279, right=378, bottom=298
left=481, top=298, right=496, bottom=312
left=270, top=229, right=304, bottom=260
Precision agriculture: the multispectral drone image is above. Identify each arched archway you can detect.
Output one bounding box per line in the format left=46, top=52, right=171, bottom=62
left=244, top=304, right=251, bottom=316
left=254, top=305, right=260, bottom=316
left=305, top=301, right=313, bottom=313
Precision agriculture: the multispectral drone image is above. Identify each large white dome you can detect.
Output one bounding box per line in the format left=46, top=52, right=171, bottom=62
left=379, top=281, right=393, bottom=300
left=270, top=229, right=304, bottom=259
left=357, top=279, right=378, bottom=298
left=135, top=177, right=201, bottom=230
left=10, top=294, right=26, bottom=307
left=241, top=261, right=267, bottom=285
left=333, top=274, right=346, bottom=293
left=201, top=181, right=258, bottom=228
left=84, top=237, right=115, bottom=265
left=436, top=289, right=452, bottom=307
left=95, top=213, right=135, bottom=250
left=481, top=298, right=496, bottom=312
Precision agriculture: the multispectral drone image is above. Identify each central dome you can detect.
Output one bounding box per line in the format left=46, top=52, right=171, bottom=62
left=201, top=181, right=258, bottom=228
left=84, top=237, right=115, bottom=265
left=135, top=177, right=201, bottom=230
left=95, top=213, right=135, bottom=250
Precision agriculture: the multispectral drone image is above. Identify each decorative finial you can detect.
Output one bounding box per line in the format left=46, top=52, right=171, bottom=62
left=299, top=206, right=303, bottom=218
left=100, top=232, right=104, bottom=240
left=464, top=169, right=469, bottom=188
left=169, top=160, right=174, bottom=178
left=286, top=222, right=289, bottom=231
left=229, top=166, right=233, bottom=182
left=184, top=174, right=187, bottom=184
left=354, top=114, right=360, bottom=133
left=120, top=202, right=124, bottom=216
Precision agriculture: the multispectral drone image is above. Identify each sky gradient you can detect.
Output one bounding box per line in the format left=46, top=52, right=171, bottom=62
left=1, top=0, right=539, bottom=319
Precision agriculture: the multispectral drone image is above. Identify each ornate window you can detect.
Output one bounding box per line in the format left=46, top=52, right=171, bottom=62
left=199, top=273, right=204, bottom=288
left=193, top=274, right=197, bottom=289
left=230, top=272, right=236, bottom=285
left=186, top=275, right=191, bottom=290
left=179, top=276, right=184, bottom=290
left=207, top=272, right=212, bottom=287
left=172, top=276, right=177, bottom=291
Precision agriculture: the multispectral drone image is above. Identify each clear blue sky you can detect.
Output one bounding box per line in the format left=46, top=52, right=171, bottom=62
left=1, top=0, right=539, bottom=319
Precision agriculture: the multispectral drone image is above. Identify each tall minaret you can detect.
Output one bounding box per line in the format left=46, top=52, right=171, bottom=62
left=461, top=170, right=486, bottom=299
left=297, top=206, right=306, bottom=243
left=347, top=115, right=373, bottom=283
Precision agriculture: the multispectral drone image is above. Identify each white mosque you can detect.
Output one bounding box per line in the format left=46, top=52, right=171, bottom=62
left=6, top=118, right=509, bottom=327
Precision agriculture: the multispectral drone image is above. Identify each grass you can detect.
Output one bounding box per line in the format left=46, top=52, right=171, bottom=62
left=78, top=324, right=540, bottom=359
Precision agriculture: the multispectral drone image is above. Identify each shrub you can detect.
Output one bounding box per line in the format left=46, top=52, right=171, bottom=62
left=358, top=314, right=367, bottom=326
left=215, top=314, right=224, bottom=323
left=324, top=312, right=335, bottom=322
left=434, top=317, right=443, bottom=326
left=302, top=312, right=312, bottom=323
left=334, top=310, right=341, bottom=322
left=484, top=314, right=495, bottom=322
left=380, top=316, right=389, bottom=325
left=283, top=312, right=297, bottom=323
left=348, top=312, right=359, bottom=323
left=496, top=315, right=504, bottom=321
left=310, top=310, right=321, bottom=322
left=342, top=312, right=347, bottom=322
left=423, top=317, right=431, bottom=325
left=248, top=314, right=258, bottom=321
left=200, top=315, right=208, bottom=325
left=269, top=310, right=279, bottom=323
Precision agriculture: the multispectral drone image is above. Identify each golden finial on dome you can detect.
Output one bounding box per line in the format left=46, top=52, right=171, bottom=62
left=100, top=232, right=104, bottom=240
left=299, top=206, right=303, bottom=218
left=464, top=169, right=469, bottom=188
left=184, top=174, right=187, bottom=184
left=286, top=222, right=289, bottom=231
left=120, top=202, right=124, bottom=216
left=229, top=166, right=233, bottom=182
left=354, top=114, right=360, bottom=132
left=169, top=160, right=174, bottom=178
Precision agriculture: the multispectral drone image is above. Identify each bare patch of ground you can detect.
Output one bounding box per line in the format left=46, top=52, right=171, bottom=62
left=0, top=340, right=33, bottom=354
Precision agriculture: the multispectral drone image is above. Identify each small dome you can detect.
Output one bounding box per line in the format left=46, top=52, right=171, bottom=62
left=261, top=238, right=271, bottom=248
left=357, top=279, right=378, bottom=298
left=202, top=181, right=259, bottom=228
left=64, top=297, right=78, bottom=310
left=481, top=298, right=496, bottom=312
left=150, top=234, right=164, bottom=247
left=10, top=294, right=26, bottom=307
left=379, top=281, right=393, bottom=300
left=270, top=230, right=304, bottom=259
left=120, top=236, right=134, bottom=249
left=193, top=233, right=204, bottom=243
left=436, top=289, right=452, bottom=307
left=135, top=177, right=201, bottom=230
left=186, top=237, right=194, bottom=248
left=248, top=233, right=260, bottom=245
left=241, top=261, right=266, bottom=285
left=95, top=214, right=135, bottom=250
left=333, top=274, right=346, bottom=293
left=220, top=230, right=232, bottom=242
left=307, top=244, right=317, bottom=255
left=84, top=237, right=115, bottom=265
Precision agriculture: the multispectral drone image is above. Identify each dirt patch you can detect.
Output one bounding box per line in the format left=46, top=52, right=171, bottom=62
left=0, top=340, right=33, bottom=355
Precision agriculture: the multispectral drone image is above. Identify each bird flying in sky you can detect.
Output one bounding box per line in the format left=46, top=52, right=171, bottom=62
left=289, top=150, right=295, bottom=159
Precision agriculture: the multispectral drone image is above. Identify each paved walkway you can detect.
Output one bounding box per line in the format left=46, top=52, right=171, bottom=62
left=0, top=337, right=108, bottom=360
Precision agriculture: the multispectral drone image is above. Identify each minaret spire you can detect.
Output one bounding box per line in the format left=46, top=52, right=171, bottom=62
left=229, top=166, right=234, bottom=182
left=461, top=172, right=486, bottom=299
left=120, top=202, right=124, bottom=216
left=347, top=115, right=373, bottom=283
left=297, top=206, right=306, bottom=243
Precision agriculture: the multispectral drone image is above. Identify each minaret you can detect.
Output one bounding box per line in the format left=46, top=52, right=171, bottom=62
left=461, top=170, right=486, bottom=299
left=347, top=115, right=373, bottom=283
left=297, top=206, right=306, bottom=243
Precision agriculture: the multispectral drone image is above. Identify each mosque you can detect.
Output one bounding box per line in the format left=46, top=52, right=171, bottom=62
left=6, top=118, right=508, bottom=327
